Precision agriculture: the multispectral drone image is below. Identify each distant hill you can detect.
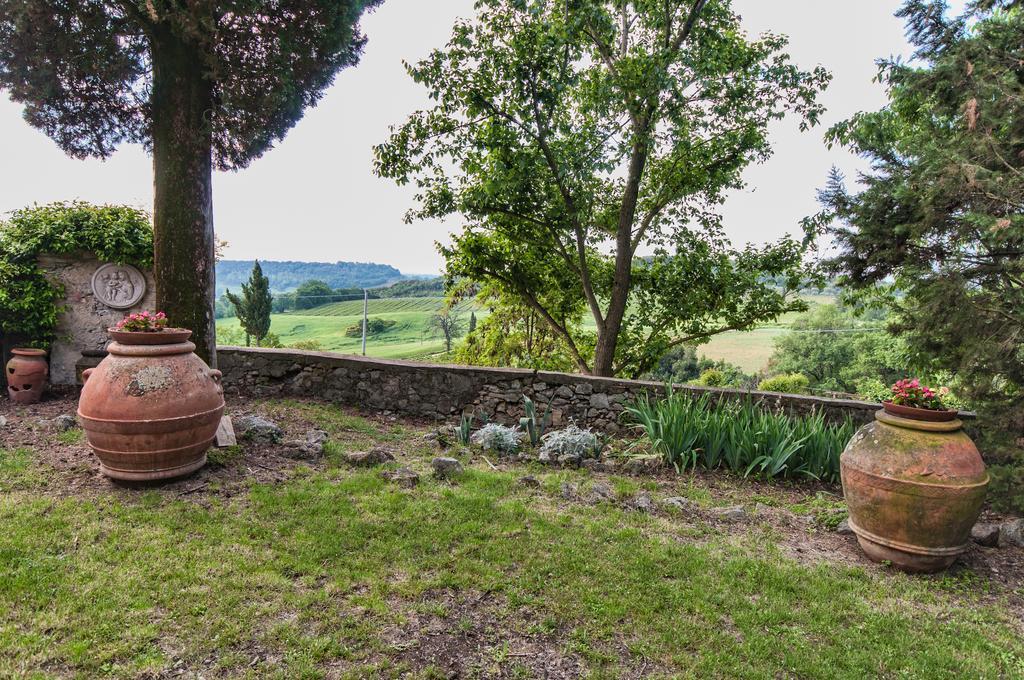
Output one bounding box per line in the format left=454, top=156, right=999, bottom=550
left=375, top=277, right=444, bottom=297
left=216, top=260, right=403, bottom=294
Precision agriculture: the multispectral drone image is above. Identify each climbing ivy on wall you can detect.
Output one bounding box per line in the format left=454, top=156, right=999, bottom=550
left=0, top=202, right=153, bottom=344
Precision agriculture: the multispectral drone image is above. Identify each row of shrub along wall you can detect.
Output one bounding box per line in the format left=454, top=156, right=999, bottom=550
left=215, top=347, right=976, bottom=434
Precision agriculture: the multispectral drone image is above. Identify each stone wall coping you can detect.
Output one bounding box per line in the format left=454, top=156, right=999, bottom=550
left=216, top=346, right=976, bottom=420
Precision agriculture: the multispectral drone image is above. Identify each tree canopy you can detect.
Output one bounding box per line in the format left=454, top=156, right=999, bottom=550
left=376, top=0, right=830, bottom=377
left=0, top=0, right=381, bottom=364
left=813, top=0, right=1024, bottom=425
left=0, top=0, right=379, bottom=170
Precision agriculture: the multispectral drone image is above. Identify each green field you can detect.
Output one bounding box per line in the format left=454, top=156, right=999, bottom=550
left=217, top=297, right=483, bottom=360
left=695, top=294, right=835, bottom=373
left=218, top=293, right=834, bottom=372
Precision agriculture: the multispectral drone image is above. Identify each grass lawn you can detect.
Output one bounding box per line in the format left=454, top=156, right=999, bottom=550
left=2, top=397, right=1021, bottom=678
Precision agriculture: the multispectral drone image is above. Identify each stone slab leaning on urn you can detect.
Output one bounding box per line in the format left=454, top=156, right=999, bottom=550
left=77, top=311, right=225, bottom=482
left=840, top=378, right=988, bottom=573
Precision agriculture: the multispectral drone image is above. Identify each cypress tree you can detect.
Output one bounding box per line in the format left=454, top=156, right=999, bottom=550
left=226, top=261, right=272, bottom=347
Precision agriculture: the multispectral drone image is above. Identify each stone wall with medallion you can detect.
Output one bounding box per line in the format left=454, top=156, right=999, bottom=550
left=37, top=253, right=155, bottom=385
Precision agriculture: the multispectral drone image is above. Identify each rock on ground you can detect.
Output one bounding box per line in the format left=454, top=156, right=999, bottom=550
left=50, top=414, right=78, bottom=431
left=714, top=505, right=747, bottom=522
left=431, top=457, right=463, bottom=479
left=999, top=518, right=1024, bottom=548
left=835, top=519, right=854, bottom=535
left=518, top=475, right=541, bottom=488
left=381, top=467, right=419, bottom=488
left=345, top=447, right=396, bottom=467
left=627, top=492, right=655, bottom=513
left=970, top=522, right=1000, bottom=548
left=587, top=482, right=616, bottom=503
left=233, top=415, right=283, bottom=443
left=662, top=496, right=698, bottom=512
left=623, top=455, right=663, bottom=475
left=283, top=429, right=328, bottom=459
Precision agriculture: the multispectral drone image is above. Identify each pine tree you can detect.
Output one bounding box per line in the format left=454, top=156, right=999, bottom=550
left=225, top=261, right=272, bottom=347
left=0, top=1, right=381, bottom=365
left=468, top=312, right=477, bottom=334
left=813, top=0, right=1024, bottom=420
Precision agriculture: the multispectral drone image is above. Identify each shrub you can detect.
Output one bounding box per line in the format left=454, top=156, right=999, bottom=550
left=345, top=318, right=397, bottom=337
left=625, top=388, right=856, bottom=482
left=256, top=332, right=281, bottom=348
left=470, top=423, right=523, bottom=455
left=0, top=202, right=152, bottom=344
left=289, top=340, right=323, bottom=351
left=540, top=425, right=601, bottom=460
left=758, top=373, right=810, bottom=395
left=694, top=368, right=727, bottom=387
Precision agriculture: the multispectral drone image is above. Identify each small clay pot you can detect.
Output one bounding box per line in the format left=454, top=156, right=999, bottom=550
left=882, top=401, right=958, bottom=422
left=6, top=348, right=48, bottom=404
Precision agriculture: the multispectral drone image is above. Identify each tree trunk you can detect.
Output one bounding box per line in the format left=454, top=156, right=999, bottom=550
left=591, top=137, right=649, bottom=377
left=150, top=26, right=217, bottom=367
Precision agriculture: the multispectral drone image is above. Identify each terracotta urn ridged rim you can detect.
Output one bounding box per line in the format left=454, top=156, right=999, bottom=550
left=78, top=329, right=224, bottom=482
left=840, top=409, right=988, bottom=573
left=107, top=327, right=193, bottom=345
left=7, top=347, right=49, bottom=404
left=882, top=401, right=958, bottom=422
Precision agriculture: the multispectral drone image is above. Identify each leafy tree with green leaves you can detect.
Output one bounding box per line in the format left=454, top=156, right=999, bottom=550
left=225, top=261, right=272, bottom=347
left=766, top=304, right=905, bottom=395
left=810, top=0, right=1024, bottom=425
left=644, top=345, right=750, bottom=387
left=456, top=285, right=589, bottom=372
left=376, top=0, right=830, bottom=377
left=0, top=0, right=381, bottom=365
left=294, top=280, right=339, bottom=310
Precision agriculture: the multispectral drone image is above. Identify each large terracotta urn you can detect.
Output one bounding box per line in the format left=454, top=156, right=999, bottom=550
left=78, top=329, right=225, bottom=481
left=840, top=407, right=988, bottom=573
left=6, top=348, right=48, bottom=404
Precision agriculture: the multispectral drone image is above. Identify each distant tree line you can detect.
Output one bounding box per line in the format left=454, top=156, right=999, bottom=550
left=215, top=276, right=446, bottom=318
left=216, top=260, right=403, bottom=294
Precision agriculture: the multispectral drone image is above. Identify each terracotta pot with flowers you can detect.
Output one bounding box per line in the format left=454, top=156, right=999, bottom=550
left=77, top=311, right=225, bottom=482
left=840, top=379, right=987, bottom=572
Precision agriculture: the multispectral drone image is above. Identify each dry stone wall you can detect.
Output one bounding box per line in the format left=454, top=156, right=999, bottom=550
left=217, top=347, right=910, bottom=433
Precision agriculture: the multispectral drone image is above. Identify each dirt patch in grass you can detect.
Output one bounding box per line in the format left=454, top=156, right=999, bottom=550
left=370, top=589, right=588, bottom=679
left=0, top=393, right=421, bottom=504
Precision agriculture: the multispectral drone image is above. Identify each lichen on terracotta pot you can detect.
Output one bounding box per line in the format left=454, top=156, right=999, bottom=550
left=77, top=328, right=224, bottom=482
left=840, top=409, right=988, bottom=573
left=6, top=348, right=49, bottom=404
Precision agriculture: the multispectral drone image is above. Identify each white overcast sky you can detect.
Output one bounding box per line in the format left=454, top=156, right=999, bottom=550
left=0, top=1, right=954, bottom=275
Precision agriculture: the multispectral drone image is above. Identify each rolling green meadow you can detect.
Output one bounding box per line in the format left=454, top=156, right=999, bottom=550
left=217, top=294, right=835, bottom=372
left=217, top=298, right=487, bottom=360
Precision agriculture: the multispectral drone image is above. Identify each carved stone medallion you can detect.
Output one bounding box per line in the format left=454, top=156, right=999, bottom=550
left=91, top=263, right=146, bottom=310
